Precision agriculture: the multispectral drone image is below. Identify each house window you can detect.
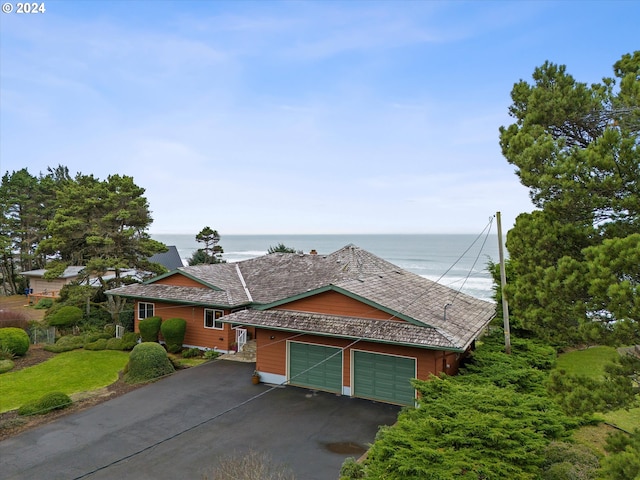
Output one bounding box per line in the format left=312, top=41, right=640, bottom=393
left=138, top=302, right=154, bottom=319
left=205, top=309, right=224, bottom=329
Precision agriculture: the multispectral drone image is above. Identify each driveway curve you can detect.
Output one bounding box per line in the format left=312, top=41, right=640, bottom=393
left=0, top=360, right=399, bottom=480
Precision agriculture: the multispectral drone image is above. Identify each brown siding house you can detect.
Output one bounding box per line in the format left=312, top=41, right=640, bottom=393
left=107, top=245, right=495, bottom=406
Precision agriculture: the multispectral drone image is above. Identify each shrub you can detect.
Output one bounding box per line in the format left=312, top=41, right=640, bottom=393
left=340, top=457, right=365, bottom=479
left=86, top=332, right=112, bottom=343
left=18, top=391, right=72, bottom=416
left=124, top=342, right=175, bottom=384
left=0, top=309, right=29, bottom=330
left=47, top=306, right=83, bottom=328
left=34, top=298, right=54, bottom=309
left=84, top=338, right=108, bottom=350
left=43, top=334, right=85, bottom=353
left=203, top=349, right=220, bottom=360
left=0, top=359, right=15, bottom=374
left=182, top=347, right=201, bottom=358
left=0, top=327, right=30, bottom=356
left=138, top=316, right=162, bottom=342
left=105, top=335, right=137, bottom=351
left=160, top=318, right=187, bottom=353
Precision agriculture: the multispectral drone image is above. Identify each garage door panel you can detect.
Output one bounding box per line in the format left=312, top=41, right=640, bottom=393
left=353, top=351, right=416, bottom=406
left=289, top=342, right=342, bottom=393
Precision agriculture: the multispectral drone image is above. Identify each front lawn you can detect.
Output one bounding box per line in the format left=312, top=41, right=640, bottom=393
left=555, top=346, right=619, bottom=378
left=0, top=350, right=129, bottom=413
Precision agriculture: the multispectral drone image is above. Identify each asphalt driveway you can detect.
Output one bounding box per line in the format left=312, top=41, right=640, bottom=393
left=0, top=360, right=400, bottom=480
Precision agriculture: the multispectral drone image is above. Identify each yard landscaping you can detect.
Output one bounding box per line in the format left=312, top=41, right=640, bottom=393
left=556, top=347, right=640, bottom=434
left=0, top=349, right=129, bottom=413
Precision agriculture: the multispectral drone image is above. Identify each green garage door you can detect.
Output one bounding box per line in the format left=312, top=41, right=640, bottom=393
left=289, top=342, right=343, bottom=393
left=353, top=351, right=416, bottom=406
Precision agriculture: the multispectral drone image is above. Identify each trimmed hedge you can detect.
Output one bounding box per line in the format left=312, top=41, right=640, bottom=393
left=0, top=359, right=15, bottom=374
left=139, top=316, right=162, bottom=342
left=124, top=342, right=175, bottom=384
left=0, top=327, right=30, bottom=356
left=47, top=306, right=83, bottom=327
left=43, top=334, right=86, bottom=353
left=161, top=318, right=187, bottom=353
left=18, top=391, right=72, bottom=416
left=84, top=338, right=108, bottom=350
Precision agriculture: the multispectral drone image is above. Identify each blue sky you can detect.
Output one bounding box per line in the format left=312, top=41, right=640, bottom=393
left=1, top=1, right=638, bottom=235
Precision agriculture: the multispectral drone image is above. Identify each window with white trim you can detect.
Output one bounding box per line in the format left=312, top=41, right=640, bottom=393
left=138, top=302, right=154, bottom=319
left=204, top=309, right=224, bottom=329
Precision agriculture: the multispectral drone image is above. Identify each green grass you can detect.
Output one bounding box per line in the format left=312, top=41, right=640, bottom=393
left=555, top=346, right=619, bottom=379
left=602, top=406, right=640, bottom=433
left=0, top=350, right=129, bottom=413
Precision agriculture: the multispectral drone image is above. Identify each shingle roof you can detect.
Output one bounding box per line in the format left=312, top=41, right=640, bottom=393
left=21, top=266, right=86, bottom=279
left=148, top=246, right=184, bottom=271
left=225, top=309, right=459, bottom=350
left=106, top=244, right=496, bottom=350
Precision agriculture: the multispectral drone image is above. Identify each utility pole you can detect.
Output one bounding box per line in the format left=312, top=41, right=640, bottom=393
left=496, top=212, right=511, bottom=354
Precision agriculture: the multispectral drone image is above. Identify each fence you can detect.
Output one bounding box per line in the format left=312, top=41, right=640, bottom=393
left=29, top=325, right=56, bottom=344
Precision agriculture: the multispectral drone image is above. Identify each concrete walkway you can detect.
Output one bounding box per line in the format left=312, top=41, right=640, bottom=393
left=0, top=360, right=399, bottom=480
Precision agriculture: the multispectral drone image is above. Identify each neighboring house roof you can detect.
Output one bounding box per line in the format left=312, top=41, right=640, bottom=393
left=106, top=244, right=496, bottom=351
left=148, top=246, right=184, bottom=270
left=21, top=266, right=86, bottom=279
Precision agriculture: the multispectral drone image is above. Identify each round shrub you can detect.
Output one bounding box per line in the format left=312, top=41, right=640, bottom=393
left=84, top=338, right=108, bottom=350
left=18, top=391, right=72, bottom=416
left=0, top=359, right=15, bottom=373
left=160, top=318, right=187, bottom=353
left=47, top=306, right=83, bottom=327
left=34, top=298, right=54, bottom=309
left=124, top=342, right=175, bottom=384
left=138, top=316, right=162, bottom=342
left=0, top=327, right=30, bottom=356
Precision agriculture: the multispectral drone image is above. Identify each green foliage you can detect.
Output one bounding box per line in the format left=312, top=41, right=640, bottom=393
left=46, top=305, right=83, bottom=328
left=340, top=457, right=365, bottom=479
left=547, top=354, right=639, bottom=416
left=43, top=333, right=88, bottom=352
left=359, top=333, right=576, bottom=480
left=0, top=359, right=15, bottom=373
left=124, top=342, right=174, bottom=384
left=188, top=226, right=225, bottom=265
left=18, top=391, right=72, bottom=416
left=105, top=335, right=137, bottom=351
left=601, top=429, right=640, bottom=480
left=541, top=442, right=599, bottom=480
left=182, top=347, right=201, bottom=358
left=0, top=327, right=30, bottom=356
left=33, top=298, right=53, bottom=309
left=160, top=317, right=186, bottom=353
left=203, top=349, right=220, bottom=360
left=268, top=243, right=302, bottom=254
left=498, top=52, right=640, bottom=347
left=84, top=338, right=108, bottom=350
left=138, top=316, right=162, bottom=342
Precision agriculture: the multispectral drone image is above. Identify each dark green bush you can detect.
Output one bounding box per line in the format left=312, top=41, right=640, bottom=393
left=18, top=391, right=72, bottom=416
left=160, top=318, right=187, bottom=353
left=0, top=327, right=30, bottom=356
left=34, top=298, right=53, bottom=309
left=0, top=359, right=15, bottom=373
left=43, top=334, right=85, bottom=353
left=47, top=306, right=83, bottom=327
left=138, top=316, right=162, bottom=342
left=182, top=347, right=201, bottom=358
left=84, top=338, right=108, bottom=350
left=124, top=342, right=175, bottom=384
left=85, top=332, right=112, bottom=343
left=105, top=335, right=137, bottom=351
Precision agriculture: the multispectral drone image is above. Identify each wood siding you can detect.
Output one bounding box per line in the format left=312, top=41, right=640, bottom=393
left=255, top=329, right=458, bottom=387
left=134, top=301, right=233, bottom=351
left=154, top=274, right=208, bottom=288
left=277, top=290, right=401, bottom=321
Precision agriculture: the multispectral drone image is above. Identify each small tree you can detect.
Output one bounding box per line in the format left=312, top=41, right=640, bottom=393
left=124, top=342, right=175, bottom=384
left=268, top=243, right=302, bottom=254
left=188, top=227, right=225, bottom=265
left=46, top=306, right=83, bottom=329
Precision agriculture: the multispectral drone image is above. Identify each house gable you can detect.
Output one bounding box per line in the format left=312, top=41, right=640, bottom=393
left=274, top=289, right=405, bottom=322
left=146, top=270, right=223, bottom=290
left=257, top=285, right=428, bottom=327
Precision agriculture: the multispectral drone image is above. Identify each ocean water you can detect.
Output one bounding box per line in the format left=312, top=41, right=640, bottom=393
left=151, top=234, right=501, bottom=302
